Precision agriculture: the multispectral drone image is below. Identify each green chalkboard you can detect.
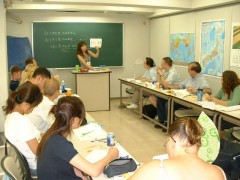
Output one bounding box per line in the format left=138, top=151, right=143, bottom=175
left=33, top=22, right=123, bottom=68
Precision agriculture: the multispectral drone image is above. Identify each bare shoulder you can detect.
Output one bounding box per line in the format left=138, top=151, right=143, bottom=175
left=128, top=160, right=160, bottom=180
left=209, top=165, right=226, bottom=180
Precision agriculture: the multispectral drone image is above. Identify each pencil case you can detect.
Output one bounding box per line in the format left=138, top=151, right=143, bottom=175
left=103, top=158, right=137, bottom=178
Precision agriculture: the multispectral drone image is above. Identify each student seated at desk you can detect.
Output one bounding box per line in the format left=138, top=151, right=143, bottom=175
left=28, top=67, right=51, bottom=93
left=37, top=96, right=119, bottom=179
left=206, top=70, right=240, bottom=132
left=148, top=57, right=180, bottom=108
left=27, top=78, right=60, bottom=133
left=127, top=57, right=157, bottom=109
left=20, top=57, right=38, bottom=85
left=3, top=82, right=43, bottom=176
left=154, top=62, right=212, bottom=130
left=77, top=41, right=100, bottom=70
left=9, top=65, right=22, bottom=91
left=129, top=117, right=226, bottom=180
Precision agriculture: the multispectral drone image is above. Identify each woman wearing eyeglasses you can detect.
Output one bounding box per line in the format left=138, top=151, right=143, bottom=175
left=129, top=118, right=226, bottom=180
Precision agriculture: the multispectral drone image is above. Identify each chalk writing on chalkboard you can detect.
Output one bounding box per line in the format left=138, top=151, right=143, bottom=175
left=33, top=22, right=123, bottom=68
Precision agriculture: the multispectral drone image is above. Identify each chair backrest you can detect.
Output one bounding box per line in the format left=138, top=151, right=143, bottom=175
left=1, top=155, right=22, bottom=180
left=2, top=139, right=33, bottom=180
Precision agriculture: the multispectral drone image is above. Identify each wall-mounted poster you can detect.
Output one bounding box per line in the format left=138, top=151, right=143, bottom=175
left=230, top=23, right=240, bottom=67
left=200, top=20, right=225, bottom=77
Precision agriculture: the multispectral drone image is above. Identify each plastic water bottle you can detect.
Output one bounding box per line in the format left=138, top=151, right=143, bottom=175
left=152, top=77, right=157, bottom=88
left=197, top=88, right=203, bottom=101
left=133, top=72, right=136, bottom=79
left=152, top=77, right=157, bottom=85
left=61, top=80, right=65, bottom=93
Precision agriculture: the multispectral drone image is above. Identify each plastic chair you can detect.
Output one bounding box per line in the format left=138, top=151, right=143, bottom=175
left=174, top=109, right=200, bottom=118
left=1, top=155, right=22, bottom=180
left=1, top=139, right=37, bottom=180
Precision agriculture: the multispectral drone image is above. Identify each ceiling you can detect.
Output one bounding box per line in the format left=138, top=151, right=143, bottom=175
left=4, top=0, right=240, bottom=18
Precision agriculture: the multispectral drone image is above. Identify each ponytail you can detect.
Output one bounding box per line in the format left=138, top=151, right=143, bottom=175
left=2, top=91, right=18, bottom=115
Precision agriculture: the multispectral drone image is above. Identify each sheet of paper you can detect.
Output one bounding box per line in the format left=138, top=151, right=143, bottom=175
left=201, top=101, right=216, bottom=110
left=73, top=123, right=107, bottom=141
left=173, top=89, right=191, bottom=98
left=217, top=105, right=240, bottom=112
left=90, top=38, right=102, bottom=48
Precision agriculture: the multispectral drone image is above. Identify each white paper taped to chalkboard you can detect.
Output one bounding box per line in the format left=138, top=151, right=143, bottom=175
left=90, top=38, right=102, bottom=48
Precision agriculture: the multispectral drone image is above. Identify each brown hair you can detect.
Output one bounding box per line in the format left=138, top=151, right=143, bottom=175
left=162, top=57, right=173, bottom=67
left=36, top=96, right=85, bottom=157
left=10, top=65, right=22, bottom=75
left=32, top=67, right=51, bottom=79
left=189, top=62, right=201, bottom=73
left=222, top=70, right=240, bottom=99
left=25, top=57, right=35, bottom=65
left=77, top=41, right=89, bottom=57
left=145, top=57, right=155, bottom=67
left=43, top=78, right=60, bottom=97
left=168, top=117, right=203, bottom=148
left=2, top=82, right=43, bottom=115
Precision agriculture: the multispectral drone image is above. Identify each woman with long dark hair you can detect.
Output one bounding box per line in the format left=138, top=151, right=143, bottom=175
left=207, top=70, right=240, bottom=106
left=207, top=70, right=240, bottom=131
left=37, top=96, right=119, bottom=179
left=77, top=41, right=100, bottom=70
left=3, top=82, right=43, bottom=176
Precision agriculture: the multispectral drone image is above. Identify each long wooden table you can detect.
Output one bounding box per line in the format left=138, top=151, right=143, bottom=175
left=69, top=113, right=138, bottom=180
left=118, top=78, right=240, bottom=132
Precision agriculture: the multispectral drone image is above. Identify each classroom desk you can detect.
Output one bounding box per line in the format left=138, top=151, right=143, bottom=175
left=217, top=110, right=240, bottom=132
left=118, top=78, right=174, bottom=131
left=170, top=95, right=218, bottom=124
left=71, top=69, right=111, bottom=111
left=118, top=78, right=142, bottom=108
left=140, top=87, right=172, bottom=131
left=69, top=113, right=137, bottom=180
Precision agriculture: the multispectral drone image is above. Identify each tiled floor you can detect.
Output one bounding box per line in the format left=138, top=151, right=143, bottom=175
left=88, top=98, right=167, bottom=163
left=0, top=98, right=167, bottom=177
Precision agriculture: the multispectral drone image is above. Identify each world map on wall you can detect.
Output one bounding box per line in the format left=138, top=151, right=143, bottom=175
left=200, top=20, right=225, bottom=76
left=170, top=33, right=195, bottom=66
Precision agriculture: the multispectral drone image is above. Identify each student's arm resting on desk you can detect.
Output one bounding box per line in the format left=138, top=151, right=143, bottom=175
left=208, top=86, right=240, bottom=106
left=186, top=87, right=212, bottom=94
left=166, top=83, right=180, bottom=89
left=88, top=47, right=99, bottom=58
left=77, top=54, right=93, bottom=69
left=70, top=147, right=119, bottom=177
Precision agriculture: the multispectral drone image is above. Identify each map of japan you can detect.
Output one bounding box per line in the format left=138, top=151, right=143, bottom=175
left=200, top=20, right=225, bottom=76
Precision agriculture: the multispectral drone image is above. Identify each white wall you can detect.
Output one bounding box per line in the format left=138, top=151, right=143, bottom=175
left=6, top=12, right=150, bottom=98
left=150, top=4, right=240, bottom=96
left=0, top=2, right=9, bottom=132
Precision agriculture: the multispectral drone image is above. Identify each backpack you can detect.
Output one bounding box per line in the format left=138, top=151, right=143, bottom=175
left=213, top=139, right=240, bottom=180
left=142, top=104, right=157, bottom=119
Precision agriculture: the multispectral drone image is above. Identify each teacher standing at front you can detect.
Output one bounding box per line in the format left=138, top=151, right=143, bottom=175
left=77, top=41, right=100, bottom=70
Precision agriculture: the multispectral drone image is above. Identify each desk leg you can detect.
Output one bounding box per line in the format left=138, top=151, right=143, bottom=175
left=213, top=113, right=218, bottom=125
left=167, top=98, right=172, bottom=133
left=218, top=116, right=222, bottom=132
left=119, top=81, right=124, bottom=108
left=170, top=98, right=175, bottom=124
left=139, top=88, right=143, bottom=118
